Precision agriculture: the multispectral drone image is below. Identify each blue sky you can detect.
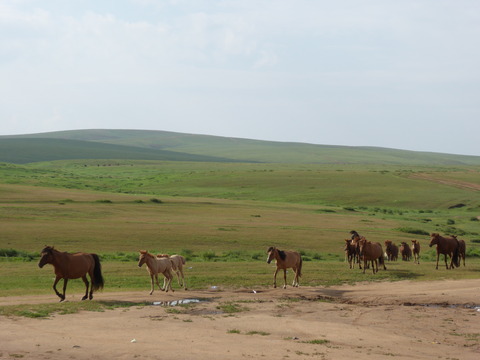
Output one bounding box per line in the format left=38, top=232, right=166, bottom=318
left=1, top=0, right=479, bottom=156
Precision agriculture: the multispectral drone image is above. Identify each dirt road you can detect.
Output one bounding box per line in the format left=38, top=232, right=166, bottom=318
left=1, top=279, right=479, bottom=359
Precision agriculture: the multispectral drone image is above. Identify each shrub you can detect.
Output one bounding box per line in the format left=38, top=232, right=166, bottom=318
left=395, top=227, right=429, bottom=236
left=202, top=250, right=216, bottom=261
left=150, top=198, right=163, bottom=204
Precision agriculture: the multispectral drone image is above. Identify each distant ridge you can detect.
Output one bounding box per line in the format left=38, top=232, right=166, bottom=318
left=1, top=129, right=480, bottom=165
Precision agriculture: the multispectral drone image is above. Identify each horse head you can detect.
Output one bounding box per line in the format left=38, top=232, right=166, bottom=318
left=358, top=238, right=368, bottom=256
left=429, top=233, right=439, bottom=247
left=38, top=246, right=55, bottom=268
left=266, top=247, right=275, bottom=264
left=138, top=250, right=151, bottom=268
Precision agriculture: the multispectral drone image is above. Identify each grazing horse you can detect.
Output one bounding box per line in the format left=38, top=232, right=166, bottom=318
left=138, top=250, right=174, bottom=294
left=38, top=246, right=104, bottom=302
left=399, top=242, right=412, bottom=261
left=452, top=236, right=466, bottom=267
left=157, top=254, right=187, bottom=290
left=411, top=240, right=421, bottom=264
left=429, top=233, right=460, bottom=270
left=384, top=240, right=399, bottom=261
left=266, top=247, right=302, bottom=289
left=358, top=239, right=386, bottom=274
left=344, top=239, right=357, bottom=269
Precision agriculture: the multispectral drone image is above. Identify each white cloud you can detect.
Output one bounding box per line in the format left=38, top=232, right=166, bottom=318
left=0, top=0, right=480, bottom=155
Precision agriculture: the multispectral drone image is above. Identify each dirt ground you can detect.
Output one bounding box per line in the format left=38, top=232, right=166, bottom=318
left=1, top=279, right=479, bottom=360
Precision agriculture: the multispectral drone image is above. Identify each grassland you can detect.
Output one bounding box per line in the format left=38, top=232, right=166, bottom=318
left=1, top=158, right=480, bottom=298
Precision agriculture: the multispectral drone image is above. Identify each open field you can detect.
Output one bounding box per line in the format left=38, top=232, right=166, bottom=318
left=1, top=159, right=480, bottom=359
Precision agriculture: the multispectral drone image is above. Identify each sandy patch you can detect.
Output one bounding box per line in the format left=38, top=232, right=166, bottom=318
left=1, top=279, right=479, bottom=360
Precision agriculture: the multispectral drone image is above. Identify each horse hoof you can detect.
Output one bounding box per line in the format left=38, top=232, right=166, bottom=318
left=81, top=296, right=88, bottom=301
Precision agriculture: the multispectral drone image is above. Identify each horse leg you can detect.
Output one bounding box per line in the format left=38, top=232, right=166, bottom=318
left=444, top=253, right=450, bottom=269
left=149, top=274, right=155, bottom=295
left=81, top=275, right=90, bottom=301
left=373, top=259, right=378, bottom=274
left=163, top=271, right=174, bottom=293
left=273, top=268, right=278, bottom=288
left=180, top=269, right=186, bottom=290
left=155, top=274, right=164, bottom=291
left=60, top=278, right=68, bottom=302
left=435, top=252, right=439, bottom=270
left=283, top=269, right=287, bottom=289
left=52, top=276, right=65, bottom=301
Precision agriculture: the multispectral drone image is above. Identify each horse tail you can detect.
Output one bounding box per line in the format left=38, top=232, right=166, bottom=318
left=91, top=254, right=104, bottom=291
left=181, top=255, right=186, bottom=265
left=452, top=239, right=460, bottom=268
left=297, top=256, right=303, bottom=278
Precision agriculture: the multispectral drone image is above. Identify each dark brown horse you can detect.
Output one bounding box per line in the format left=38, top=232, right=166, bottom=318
left=384, top=240, right=399, bottom=261
left=266, top=247, right=302, bottom=289
left=452, top=236, right=466, bottom=267
left=350, top=231, right=364, bottom=268
left=344, top=239, right=357, bottom=269
left=399, top=242, right=412, bottom=261
left=38, top=246, right=104, bottom=302
left=411, top=240, right=421, bottom=264
left=358, top=238, right=386, bottom=274
left=429, top=233, right=460, bottom=270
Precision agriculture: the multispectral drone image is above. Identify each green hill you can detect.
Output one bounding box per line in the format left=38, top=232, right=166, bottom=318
left=0, top=137, right=246, bottom=164
left=1, top=129, right=480, bottom=165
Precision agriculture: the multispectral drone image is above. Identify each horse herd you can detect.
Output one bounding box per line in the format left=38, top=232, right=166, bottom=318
left=344, top=231, right=467, bottom=274
left=38, top=246, right=187, bottom=302
left=37, top=231, right=467, bottom=302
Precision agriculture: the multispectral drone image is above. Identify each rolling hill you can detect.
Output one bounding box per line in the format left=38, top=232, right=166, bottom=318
left=1, top=129, right=480, bottom=165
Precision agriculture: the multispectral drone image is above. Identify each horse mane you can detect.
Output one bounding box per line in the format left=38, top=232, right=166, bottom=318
left=41, top=245, right=54, bottom=253
left=140, top=250, right=154, bottom=258
left=157, top=254, right=170, bottom=258
left=277, top=249, right=287, bottom=261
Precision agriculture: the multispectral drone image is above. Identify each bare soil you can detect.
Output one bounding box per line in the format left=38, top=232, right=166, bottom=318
left=1, top=279, right=479, bottom=360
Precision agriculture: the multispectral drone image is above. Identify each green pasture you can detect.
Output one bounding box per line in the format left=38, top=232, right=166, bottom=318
left=1, top=161, right=480, bottom=301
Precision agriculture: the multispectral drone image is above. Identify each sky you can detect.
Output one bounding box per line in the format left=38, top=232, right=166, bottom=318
left=1, top=0, right=480, bottom=156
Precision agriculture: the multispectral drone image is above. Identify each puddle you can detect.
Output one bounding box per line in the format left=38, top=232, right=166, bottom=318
left=403, top=302, right=480, bottom=310
left=152, top=298, right=207, bottom=307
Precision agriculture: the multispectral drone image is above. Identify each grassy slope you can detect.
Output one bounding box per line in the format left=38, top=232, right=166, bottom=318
left=2, top=129, right=480, bottom=165
left=0, top=138, right=246, bottom=164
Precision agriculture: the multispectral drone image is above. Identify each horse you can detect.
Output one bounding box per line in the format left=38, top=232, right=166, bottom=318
left=429, top=233, right=460, bottom=270
left=452, top=236, right=466, bottom=267
left=266, top=247, right=302, bottom=289
left=157, top=254, right=187, bottom=290
left=358, top=238, right=386, bottom=274
left=350, top=231, right=365, bottom=269
left=399, top=242, right=412, bottom=261
left=344, top=239, right=359, bottom=269
left=411, top=240, right=421, bottom=264
left=384, top=240, right=399, bottom=261
left=138, top=250, right=174, bottom=294
left=38, top=246, right=104, bottom=302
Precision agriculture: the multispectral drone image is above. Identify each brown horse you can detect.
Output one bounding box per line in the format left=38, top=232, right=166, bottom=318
left=38, top=246, right=104, bottom=302
left=358, top=239, right=386, bottom=274
left=266, top=247, right=302, bottom=289
left=138, top=250, right=174, bottom=294
left=350, top=231, right=365, bottom=269
left=384, top=240, right=399, bottom=261
left=452, top=236, right=466, bottom=267
left=411, top=240, right=421, bottom=264
left=429, top=233, right=460, bottom=270
left=157, top=254, right=187, bottom=290
left=399, top=242, right=412, bottom=261
left=344, top=239, right=357, bottom=269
